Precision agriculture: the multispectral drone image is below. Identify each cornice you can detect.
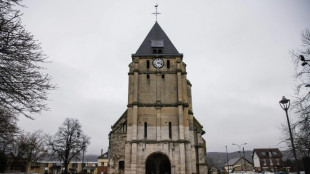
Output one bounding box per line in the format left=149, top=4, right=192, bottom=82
left=128, top=70, right=187, bottom=75
left=188, top=110, right=193, bottom=115
left=127, top=102, right=189, bottom=108
left=195, top=145, right=204, bottom=148
left=198, top=163, right=208, bottom=166
left=131, top=54, right=184, bottom=58
left=126, top=139, right=190, bottom=144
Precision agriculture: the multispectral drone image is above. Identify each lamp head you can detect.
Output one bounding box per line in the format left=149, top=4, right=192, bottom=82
left=279, top=96, right=290, bottom=110
left=279, top=96, right=289, bottom=104
left=302, top=62, right=308, bottom=66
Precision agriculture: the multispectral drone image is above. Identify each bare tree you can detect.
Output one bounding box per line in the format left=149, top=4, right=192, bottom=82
left=0, top=109, right=19, bottom=153
left=13, top=130, right=48, bottom=171
left=48, top=118, right=90, bottom=174
left=290, top=29, right=310, bottom=158
left=0, top=110, right=15, bottom=172
left=14, top=130, right=48, bottom=161
left=0, top=0, right=55, bottom=119
left=291, top=101, right=310, bottom=158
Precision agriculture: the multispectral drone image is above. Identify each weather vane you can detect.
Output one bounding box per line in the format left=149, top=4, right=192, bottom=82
left=152, top=4, right=161, bottom=22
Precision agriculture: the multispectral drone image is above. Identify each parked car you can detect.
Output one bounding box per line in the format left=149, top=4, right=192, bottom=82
left=274, top=172, right=288, bottom=174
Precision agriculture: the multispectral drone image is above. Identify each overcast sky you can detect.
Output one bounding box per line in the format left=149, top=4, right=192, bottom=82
left=17, top=0, right=310, bottom=155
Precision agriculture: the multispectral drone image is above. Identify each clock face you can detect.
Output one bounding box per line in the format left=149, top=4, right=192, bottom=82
left=152, top=58, right=164, bottom=68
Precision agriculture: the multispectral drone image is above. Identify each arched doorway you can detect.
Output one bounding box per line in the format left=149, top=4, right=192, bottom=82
left=146, top=153, right=171, bottom=174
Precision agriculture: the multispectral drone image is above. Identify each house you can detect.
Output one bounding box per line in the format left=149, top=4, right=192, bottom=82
left=209, top=166, right=219, bottom=174
left=83, top=162, right=97, bottom=174
left=97, top=152, right=108, bottom=174
left=3, top=152, right=101, bottom=174
left=25, top=161, right=62, bottom=174
left=252, top=148, right=283, bottom=172
left=224, top=157, right=254, bottom=173
left=25, top=159, right=97, bottom=174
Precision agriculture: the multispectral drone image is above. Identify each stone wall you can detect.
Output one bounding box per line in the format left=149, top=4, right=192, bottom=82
left=108, top=112, right=127, bottom=174
left=109, top=53, right=208, bottom=173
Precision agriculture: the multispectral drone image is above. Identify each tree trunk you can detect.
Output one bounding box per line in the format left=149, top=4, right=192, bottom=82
left=64, top=162, right=68, bottom=174
left=303, top=157, right=310, bottom=174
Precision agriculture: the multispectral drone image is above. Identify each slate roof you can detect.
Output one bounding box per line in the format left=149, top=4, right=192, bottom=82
left=98, top=152, right=108, bottom=159
left=224, top=157, right=253, bottom=166
left=253, top=148, right=282, bottom=158
left=225, top=157, right=241, bottom=166
left=38, top=154, right=98, bottom=163
left=134, top=22, right=180, bottom=56
left=83, top=166, right=96, bottom=170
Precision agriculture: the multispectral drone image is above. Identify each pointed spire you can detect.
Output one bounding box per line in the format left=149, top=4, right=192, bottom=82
left=134, top=22, right=180, bottom=56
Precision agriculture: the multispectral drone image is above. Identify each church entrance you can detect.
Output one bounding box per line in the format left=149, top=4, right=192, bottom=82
left=146, top=153, right=171, bottom=174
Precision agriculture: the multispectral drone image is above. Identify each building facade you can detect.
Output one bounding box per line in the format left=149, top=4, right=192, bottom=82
left=252, top=148, right=283, bottom=172
left=108, top=22, right=208, bottom=174
left=98, top=152, right=109, bottom=174
left=18, top=160, right=97, bottom=174
left=224, top=157, right=254, bottom=173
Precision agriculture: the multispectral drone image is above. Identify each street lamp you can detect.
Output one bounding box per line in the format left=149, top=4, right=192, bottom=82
left=232, top=143, right=247, bottom=173
left=232, top=143, right=247, bottom=157
left=225, top=146, right=230, bottom=174
left=279, top=96, right=299, bottom=173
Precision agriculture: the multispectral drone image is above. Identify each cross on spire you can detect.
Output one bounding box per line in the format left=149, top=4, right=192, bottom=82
left=152, top=4, right=161, bottom=22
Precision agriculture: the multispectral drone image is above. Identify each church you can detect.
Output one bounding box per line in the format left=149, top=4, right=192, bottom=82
left=107, top=21, right=208, bottom=174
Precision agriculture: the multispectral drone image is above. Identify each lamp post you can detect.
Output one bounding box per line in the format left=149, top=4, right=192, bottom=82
left=232, top=143, right=247, bottom=173
left=279, top=96, right=299, bottom=173
left=82, top=145, right=85, bottom=169
left=232, top=143, right=247, bottom=157
left=226, top=146, right=230, bottom=174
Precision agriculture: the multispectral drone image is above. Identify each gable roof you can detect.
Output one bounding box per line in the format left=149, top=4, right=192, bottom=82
left=111, top=110, right=127, bottom=129
left=98, top=152, right=108, bottom=159
left=225, top=157, right=253, bottom=166
left=134, top=22, right=180, bottom=56
left=253, top=148, right=282, bottom=158
left=226, top=158, right=240, bottom=166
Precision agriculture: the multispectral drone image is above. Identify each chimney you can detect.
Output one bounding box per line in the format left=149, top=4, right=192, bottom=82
left=101, top=149, right=103, bottom=155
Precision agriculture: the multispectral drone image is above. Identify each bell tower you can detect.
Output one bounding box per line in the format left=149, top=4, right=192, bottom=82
left=108, top=22, right=207, bottom=174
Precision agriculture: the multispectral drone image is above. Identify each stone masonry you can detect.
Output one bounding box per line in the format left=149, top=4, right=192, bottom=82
left=108, top=22, right=208, bottom=174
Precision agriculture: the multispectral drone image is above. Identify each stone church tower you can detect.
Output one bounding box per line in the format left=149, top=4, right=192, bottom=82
left=108, top=22, right=208, bottom=174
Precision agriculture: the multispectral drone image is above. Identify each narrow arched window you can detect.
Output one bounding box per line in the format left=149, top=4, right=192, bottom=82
left=147, top=60, right=150, bottom=68
left=144, top=122, right=147, bottom=138
left=169, top=122, right=172, bottom=139
left=167, top=60, right=170, bottom=68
